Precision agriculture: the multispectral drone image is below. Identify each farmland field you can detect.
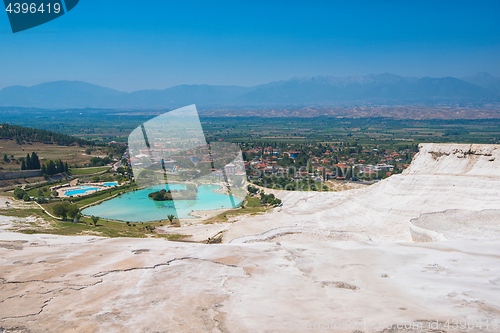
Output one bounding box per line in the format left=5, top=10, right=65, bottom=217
left=0, top=139, right=112, bottom=172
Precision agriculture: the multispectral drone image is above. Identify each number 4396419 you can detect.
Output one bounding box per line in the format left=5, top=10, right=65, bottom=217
left=6, top=3, right=61, bottom=14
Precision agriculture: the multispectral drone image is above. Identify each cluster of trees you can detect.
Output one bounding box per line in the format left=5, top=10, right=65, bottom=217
left=21, top=152, right=41, bottom=170
left=105, top=144, right=127, bottom=160
left=9, top=152, right=70, bottom=176
left=42, top=159, right=69, bottom=177
left=148, top=187, right=197, bottom=201
left=259, top=192, right=282, bottom=206
left=92, top=174, right=118, bottom=183
left=248, top=186, right=282, bottom=206
left=0, top=123, right=94, bottom=146
left=252, top=177, right=329, bottom=192
left=90, top=156, right=112, bottom=166
left=13, top=188, right=30, bottom=201
left=14, top=187, right=51, bottom=203
left=248, top=185, right=259, bottom=194
left=13, top=188, right=103, bottom=225
left=91, top=216, right=99, bottom=226
left=52, top=202, right=81, bottom=221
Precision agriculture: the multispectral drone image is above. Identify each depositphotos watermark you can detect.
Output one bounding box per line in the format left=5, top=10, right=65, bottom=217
left=128, top=104, right=246, bottom=219
left=289, top=318, right=500, bottom=331
left=4, top=0, right=79, bottom=33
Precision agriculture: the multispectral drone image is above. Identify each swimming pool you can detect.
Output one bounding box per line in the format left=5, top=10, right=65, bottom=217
left=65, top=186, right=101, bottom=196
left=102, top=182, right=118, bottom=186
left=82, top=184, right=243, bottom=222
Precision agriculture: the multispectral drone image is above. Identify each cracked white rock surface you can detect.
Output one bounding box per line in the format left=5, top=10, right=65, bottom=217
left=0, top=143, right=500, bottom=332
left=1, top=236, right=499, bottom=332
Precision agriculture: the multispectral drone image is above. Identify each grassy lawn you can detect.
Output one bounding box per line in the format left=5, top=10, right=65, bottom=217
left=69, top=166, right=110, bottom=175
left=0, top=139, right=110, bottom=171
left=26, top=186, right=52, bottom=198
left=205, top=196, right=267, bottom=223
left=1, top=187, right=265, bottom=240
left=205, top=206, right=267, bottom=224
left=43, top=217, right=159, bottom=238
left=1, top=203, right=191, bottom=239
left=25, top=191, right=265, bottom=236
left=19, top=217, right=191, bottom=239
left=26, top=183, right=197, bottom=239
left=0, top=206, right=54, bottom=220
left=245, top=196, right=262, bottom=208
left=2, top=181, right=261, bottom=240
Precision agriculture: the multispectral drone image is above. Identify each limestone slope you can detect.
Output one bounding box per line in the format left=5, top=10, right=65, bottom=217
left=225, top=143, right=500, bottom=243
left=2, top=144, right=500, bottom=332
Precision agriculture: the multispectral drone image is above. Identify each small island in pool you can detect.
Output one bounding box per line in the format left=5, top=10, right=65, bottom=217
left=148, top=184, right=198, bottom=201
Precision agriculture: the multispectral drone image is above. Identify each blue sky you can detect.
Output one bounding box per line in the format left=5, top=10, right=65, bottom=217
left=0, top=0, right=499, bottom=91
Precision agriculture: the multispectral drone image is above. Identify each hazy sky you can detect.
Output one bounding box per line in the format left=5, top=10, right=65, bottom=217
left=0, top=0, right=499, bottom=91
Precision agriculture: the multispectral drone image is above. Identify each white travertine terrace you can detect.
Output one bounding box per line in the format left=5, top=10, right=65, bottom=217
left=409, top=209, right=500, bottom=242
left=1, top=143, right=500, bottom=332
left=224, top=143, right=500, bottom=244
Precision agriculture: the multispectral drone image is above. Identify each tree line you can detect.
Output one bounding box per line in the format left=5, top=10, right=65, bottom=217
left=0, top=123, right=94, bottom=146
left=18, top=151, right=69, bottom=176
left=21, top=152, right=41, bottom=170
left=42, top=159, right=69, bottom=176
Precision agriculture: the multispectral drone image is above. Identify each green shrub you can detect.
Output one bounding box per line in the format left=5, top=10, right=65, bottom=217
left=53, top=202, right=71, bottom=220
left=67, top=205, right=80, bottom=220
left=14, top=188, right=27, bottom=199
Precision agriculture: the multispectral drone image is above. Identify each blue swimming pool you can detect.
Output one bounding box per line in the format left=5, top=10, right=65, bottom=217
left=82, top=184, right=243, bottom=222
left=102, top=182, right=118, bottom=186
left=65, top=187, right=101, bottom=196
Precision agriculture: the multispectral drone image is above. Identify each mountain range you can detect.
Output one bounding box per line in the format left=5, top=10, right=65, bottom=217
left=0, top=73, right=499, bottom=109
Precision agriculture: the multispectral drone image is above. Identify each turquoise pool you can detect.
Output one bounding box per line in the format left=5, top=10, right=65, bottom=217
left=102, top=182, right=118, bottom=186
left=65, top=186, right=101, bottom=196
left=81, top=184, right=242, bottom=222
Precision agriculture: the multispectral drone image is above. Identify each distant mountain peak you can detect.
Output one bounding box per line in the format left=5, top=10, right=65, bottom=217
left=461, top=73, right=500, bottom=94
left=471, top=72, right=496, bottom=78
left=0, top=73, right=498, bottom=109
